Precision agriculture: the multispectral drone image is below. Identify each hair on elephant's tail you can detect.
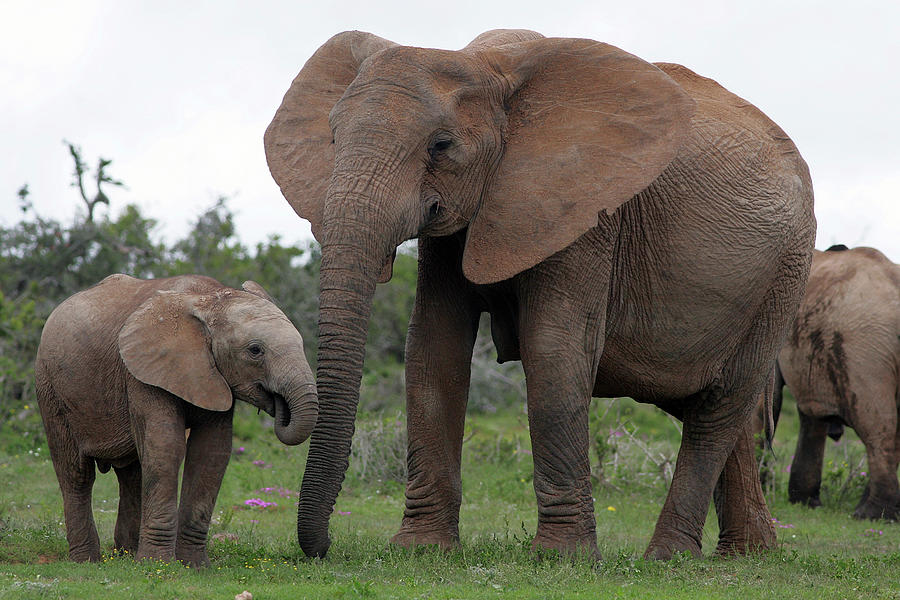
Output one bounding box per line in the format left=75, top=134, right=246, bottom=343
left=767, top=361, right=785, bottom=450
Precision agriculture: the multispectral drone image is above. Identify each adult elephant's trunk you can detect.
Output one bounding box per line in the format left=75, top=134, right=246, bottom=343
left=297, top=220, right=383, bottom=558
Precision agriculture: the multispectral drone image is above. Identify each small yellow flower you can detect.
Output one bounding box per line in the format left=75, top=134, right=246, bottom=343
left=607, top=506, right=616, bottom=512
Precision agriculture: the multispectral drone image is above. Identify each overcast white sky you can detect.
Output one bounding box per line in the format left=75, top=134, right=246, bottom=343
left=2, top=0, right=898, bottom=260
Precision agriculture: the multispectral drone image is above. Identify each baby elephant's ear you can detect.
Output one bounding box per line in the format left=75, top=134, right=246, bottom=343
left=241, top=280, right=276, bottom=304
left=119, top=291, right=232, bottom=411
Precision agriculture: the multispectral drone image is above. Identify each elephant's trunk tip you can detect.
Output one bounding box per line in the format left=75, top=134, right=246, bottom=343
left=298, top=529, right=332, bottom=559
left=273, top=385, right=318, bottom=446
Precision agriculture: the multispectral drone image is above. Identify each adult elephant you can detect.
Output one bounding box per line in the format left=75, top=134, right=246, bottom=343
left=265, top=29, right=815, bottom=559
left=779, top=245, right=900, bottom=518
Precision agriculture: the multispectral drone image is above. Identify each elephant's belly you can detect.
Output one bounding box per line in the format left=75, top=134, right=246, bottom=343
left=786, top=372, right=844, bottom=420
left=61, top=401, right=137, bottom=464
left=591, top=347, right=715, bottom=404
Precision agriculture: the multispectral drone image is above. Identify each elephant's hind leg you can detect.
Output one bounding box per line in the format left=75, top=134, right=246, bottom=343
left=787, top=409, right=828, bottom=506
left=113, top=461, right=141, bottom=555
left=39, top=385, right=101, bottom=562
left=713, top=417, right=776, bottom=556
left=47, top=437, right=101, bottom=561
left=58, top=456, right=101, bottom=562
left=849, top=379, right=900, bottom=520
left=644, top=390, right=742, bottom=560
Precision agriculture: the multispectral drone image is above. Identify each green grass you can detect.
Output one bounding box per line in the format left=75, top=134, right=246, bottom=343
left=2, top=398, right=899, bottom=599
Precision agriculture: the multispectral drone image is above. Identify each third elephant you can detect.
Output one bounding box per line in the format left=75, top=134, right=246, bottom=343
left=779, top=245, right=900, bottom=519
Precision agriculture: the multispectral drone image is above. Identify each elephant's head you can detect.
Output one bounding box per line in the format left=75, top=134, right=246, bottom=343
left=265, top=29, right=695, bottom=556
left=118, top=281, right=317, bottom=446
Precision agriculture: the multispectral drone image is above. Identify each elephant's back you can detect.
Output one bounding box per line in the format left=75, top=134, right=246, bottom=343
left=39, top=274, right=226, bottom=358
left=655, top=62, right=814, bottom=234
left=39, top=275, right=156, bottom=365
left=780, top=247, right=900, bottom=416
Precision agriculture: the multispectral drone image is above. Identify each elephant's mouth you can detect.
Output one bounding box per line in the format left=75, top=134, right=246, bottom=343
left=258, top=390, right=298, bottom=429
left=241, top=383, right=278, bottom=417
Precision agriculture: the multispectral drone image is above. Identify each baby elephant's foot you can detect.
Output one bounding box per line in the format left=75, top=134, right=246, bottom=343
left=176, top=543, right=210, bottom=568
left=531, top=531, right=600, bottom=561
left=390, top=528, right=460, bottom=552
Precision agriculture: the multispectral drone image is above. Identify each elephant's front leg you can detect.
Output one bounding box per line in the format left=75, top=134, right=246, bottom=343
left=392, top=238, right=480, bottom=550
left=520, top=327, right=599, bottom=558
left=176, top=407, right=234, bottom=567
left=129, top=381, right=187, bottom=563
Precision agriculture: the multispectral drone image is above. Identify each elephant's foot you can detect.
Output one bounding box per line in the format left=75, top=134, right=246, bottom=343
left=136, top=538, right=177, bottom=564
left=788, top=492, right=822, bottom=508
left=113, top=529, right=139, bottom=557
left=852, top=497, right=900, bottom=521
left=788, top=472, right=822, bottom=508
left=715, top=514, right=776, bottom=557
left=66, top=527, right=102, bottom=563
left=390, top=528, right=460, bottom=552
left=68, top=544, right=101, bottom=563
left=176, top=543, right=211, bottom=568
left=644, top=529, right=702, bottom=561
left=531, top=530, right=600, bottom=561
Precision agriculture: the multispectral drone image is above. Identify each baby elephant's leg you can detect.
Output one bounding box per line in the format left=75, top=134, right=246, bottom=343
left=113, top=461, right=142, bottom=555
left=129, top=382, right=186, bottom=563
left=176, top=408, right=234, bottom=567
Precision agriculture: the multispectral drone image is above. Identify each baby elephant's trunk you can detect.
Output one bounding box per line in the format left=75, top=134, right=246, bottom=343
left=272, top=373, right=318, bottom=446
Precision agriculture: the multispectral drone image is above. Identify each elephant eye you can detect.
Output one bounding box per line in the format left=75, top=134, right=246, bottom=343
left=427, top=201, right=442, bottom=222
left=428, top=136, right=453, bottom=159
left=247, top=343, right=264, bottom=358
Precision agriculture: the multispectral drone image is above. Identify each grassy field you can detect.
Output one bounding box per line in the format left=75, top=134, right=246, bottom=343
left=2, top=396, right=899, bottom=599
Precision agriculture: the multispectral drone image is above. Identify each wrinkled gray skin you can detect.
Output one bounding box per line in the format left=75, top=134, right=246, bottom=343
left=35, top=274, right=317, bottom=567
left=778, top=246, right=900, bottom=518
left=266, top=29, right=816, bottom=560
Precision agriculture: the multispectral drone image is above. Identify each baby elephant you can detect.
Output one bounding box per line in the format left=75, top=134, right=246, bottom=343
left=779, top=245, right=900, bottom=519
left=35, top=274, right=318, bottom=566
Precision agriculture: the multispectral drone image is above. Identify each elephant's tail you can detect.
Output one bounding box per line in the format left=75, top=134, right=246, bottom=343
left=771, top=360, right=784, bottom=438
left=764, top=361, right=785, bottom=451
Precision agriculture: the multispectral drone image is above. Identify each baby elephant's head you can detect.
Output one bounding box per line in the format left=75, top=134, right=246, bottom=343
left=119, top=280, right=317, bottom=445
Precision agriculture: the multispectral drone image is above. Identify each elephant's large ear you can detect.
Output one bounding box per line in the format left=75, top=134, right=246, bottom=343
left=264, top=31, right=397, bottom=242
left=241, top=280, right=276, bottom=305
left=462, top=38, right=696, bottom=284
left=119, top=291, right=233, bottom=411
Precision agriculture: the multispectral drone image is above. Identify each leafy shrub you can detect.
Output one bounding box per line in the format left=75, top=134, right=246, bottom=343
left=588, top=398, right=680, bottom=493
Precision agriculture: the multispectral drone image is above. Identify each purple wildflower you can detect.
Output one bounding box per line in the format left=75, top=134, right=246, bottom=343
left=244, top=498, right=277, bottom=508
left=864, top=528, right=884, bottom=536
